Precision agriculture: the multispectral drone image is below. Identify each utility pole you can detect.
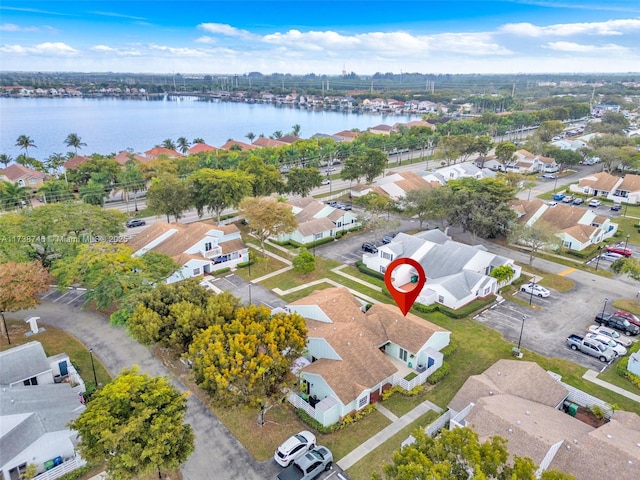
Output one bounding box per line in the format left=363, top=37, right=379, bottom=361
left=512, top=82, right=515, bottom=97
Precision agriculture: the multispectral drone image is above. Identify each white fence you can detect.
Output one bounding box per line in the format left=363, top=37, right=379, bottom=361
left=392, top=364, right=437, bottom=391
left=561, top=381, right=614, bottom=419
left=288, top=391, right=315, bottom=417
left=33, top=457, right=86, bottom=480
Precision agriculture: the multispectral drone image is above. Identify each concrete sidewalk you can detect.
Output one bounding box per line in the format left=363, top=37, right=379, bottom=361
left=583, top=369, right=640, bottom=403
left=337, top=399, right=442, bottom=471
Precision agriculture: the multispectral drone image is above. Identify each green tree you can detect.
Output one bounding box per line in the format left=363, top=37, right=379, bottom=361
left=239, top=196, right=297, bottom=256
left=291, top=124, right=301, bottom=137
left=509, top=220, right=559, bottom=266
left=238, top=157, right=285, bottom=196
left=146, top=174, right=191, bottom=222
left=433, top=135, right=464, bottom=166
left=489, top=264, right=515, bottom=288
left=448, top=189, right=515, bottom=241
left=51, top=243, right=178, bottom=309
left=340, top=148, right=386, bottom=184
left=536, top=120, right=565, bottom=142
left=15, top=134, right=36, bottom=157
left=117, top=160, right=145, bottom=213
left=0, top=261, right=51, bottom=344
left=354, top=192, right=397, bottom=243
left=188, top=305, right=307, bottom=408
left=188, top=169, right=252, bottom=223
left=193, top=137, right=205, bottom=144
left=612, top=257, right=640, bottom=282
left=44, top=152, right=67, bottom=175
left=473, top=135, right=493, bottom=167
left=292, top=247, right=316, bottom=273
left=128, top=279, right=240, bottom=352
left=176, top=136, right=191, bottom=154
left=69, top=366, right=194, bottom=480
left=38, top=179, right=74, bottom=203
left=0, top=180, right=29, bottom=211
left=495, top=142, right=517, bottom=171
left=245, top=132, right=256, bottom=142
left=161, top=138, right=177, bottom=151
left=285, top=167, right=323, bottom=197
left=0, top=154, right=13, bottom=168
left=64, top=133, right=87, bottom=154
left=79, top=179, right=107, bottom=207
left=401, top=188, right=446, bottom=229
left=376, top=426, right=574, bottom=480
left=66, top=156, right=121, bottom=187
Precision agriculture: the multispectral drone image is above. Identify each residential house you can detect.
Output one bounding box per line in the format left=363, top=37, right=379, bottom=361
left=113, top=151, right=149, bottom=165
left=187, top=143, right=218, bottom=155
left=611, top=174, right=640, bottom=205
left=423, top=162, right=492, bottom=184
left=508, top=150, right=558, bottom=174
left=62, top=155, right=91, bottom=171
left=364, top=230, right=521, bottom=309
left=277, top=135, right=300, bottom=144
left=570, top=171, right=621, bottom=199
left=333, top=130, right=360, bottom=142
left=143, top=147, right=184, bottom=159
left=287, top=287, right=450, bottom=427
left=511, top=199, right=617, bottom=251
left=368, top=124, right=394, bottom=135
left=0, top=164, right=46, bottom=190
left=351, top=171, right=441, bottom=201
left=126, top=221, right=248, bottom=283
left=394, top=120, right=436, bottom=130
left=251, top=137, right=288, bottom=148
left=219, top=140, right=257, bottom=151
left=0, top=342, right=86, bottom=480
left=447, top=359, right=640, bottom=480
left=275, top=197, right=359, bottom=245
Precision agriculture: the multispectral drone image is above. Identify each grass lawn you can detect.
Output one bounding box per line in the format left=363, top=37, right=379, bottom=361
left=281, top=283, right=338, bottom=303
left=1, top=319, right=111, bottom=389
left=346, top=411, right=440, bottom=480
left=340, top=265, right=386, bottom=289
left=518, top=267, right=575, bottom=292
left=260, top=256, right=342, bottom=291
left=234, top=254, right=289, bottom=281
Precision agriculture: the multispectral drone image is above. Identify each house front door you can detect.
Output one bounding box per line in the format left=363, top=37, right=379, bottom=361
left=399, top=348, right=408, bottom=362
left=59, top=360, right=68, bottom=376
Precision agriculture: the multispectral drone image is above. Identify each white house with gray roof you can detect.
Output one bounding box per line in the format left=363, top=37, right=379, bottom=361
left=0, top=343, right=86, bottom=480
left=363, top=230, right=520, bottom=309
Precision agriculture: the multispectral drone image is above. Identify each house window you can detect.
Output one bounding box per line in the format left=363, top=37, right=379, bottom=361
left=614, top=190, right=629, bottom=198
left=204, top=242, right=212, bottom=251
left=382, top=252, right=393, bottom=261
left=399, top=348, right=408, bottom=362
left=314, top=233, right=323, bottom=240
left=380, top=266, right=386, bottom=274
left=484, top=287, right=491, bottom=295
left=193, top=267, right=201, bottom=275
left=337, top=221, right=342, bottom=227
left=358, top=395, right=368, bottom=409
left=23, top=377, right=38, bottom=386
left=438, top=295, right=444, bottom=303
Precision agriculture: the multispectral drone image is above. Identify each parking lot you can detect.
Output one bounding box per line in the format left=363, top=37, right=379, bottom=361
left=40, top=286, right=88, bottom=308
left=474, top=281, right=638, bottom=370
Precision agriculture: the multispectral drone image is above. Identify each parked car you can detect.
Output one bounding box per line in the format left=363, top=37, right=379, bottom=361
left=566, top=334, right=615, bottom=363
left=519, top=283, right=550, bottom=297
left=572, top=198, right=585, bottom=205
left=541, top=173, right=557, bottom=180
left=553, top=194, right=566, bottom=201
left=587, top=324, right=633, bottom=347
left=600, top=252, right=624, bottom=262
left=325, top=167, right=336, bottom=172
left=547, top=201, right=558, bottom=207
left=588, top=199, right=601, bottom=207
left=361, top=242, right=378, bottom=254
left=338, top=203, right=352, bottom=211
left=276, top=446, right=333, bottom=480
left=381, top=235, right=394, bottom=245
left=321, top=179, right=331, bottom=185
left=585, top=333, right=627, bottom=356
left=327, top=201, right=338, bottom=207
left=595, top=312, right=640, bottom=336
left=274, top=431, right=317, bottom=467
left=614, top=310, right=640, bottom=328
left=611, top=203, right=622, bottom=211
left=125, top=218, right=146, bottom=228
left=606, top=246, right=632, bottom=257
left=561, top=195, right=574, bottom=203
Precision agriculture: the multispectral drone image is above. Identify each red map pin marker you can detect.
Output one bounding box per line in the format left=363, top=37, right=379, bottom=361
left=384, top=258, right=426, bottom=316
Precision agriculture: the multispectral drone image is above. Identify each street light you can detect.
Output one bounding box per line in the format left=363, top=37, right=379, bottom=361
left=88, top=348, right=98, bottom=389
left=601, top=297, right=609, bottom=320
left=1, top=311, right=11, bottom=345
left=625, top=234, right=630, bottom=251
left=528, top=277, right=536, bottom=306
left=517, top=315, right=526, bottom=351
left=595, top=246, right=603, bottom=271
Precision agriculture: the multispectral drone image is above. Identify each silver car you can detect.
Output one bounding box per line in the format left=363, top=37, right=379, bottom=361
left=586, top=333, right=627, bottom=356
left=587, top=325, right=633, bottom=348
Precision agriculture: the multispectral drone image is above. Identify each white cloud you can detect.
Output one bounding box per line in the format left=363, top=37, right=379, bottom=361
left=545, top=41, right=628, bottom=52
left=0, top=23, right=38, bottom=32
left=148, top=44, right=208, bottom=57
left=198, top=23, right=255, bottom=40
left=500, top=18, right=640, bottom=37
left=91, top=45, right=115, bottom=52
left=195, top=36, right=216, bottom=44
left=0, top=42, right=77, bottom=56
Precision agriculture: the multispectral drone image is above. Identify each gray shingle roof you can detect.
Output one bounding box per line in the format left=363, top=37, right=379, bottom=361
left=0, top=342, right=51, bottom=386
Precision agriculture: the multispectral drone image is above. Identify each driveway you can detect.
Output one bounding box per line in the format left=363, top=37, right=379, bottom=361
left=11, top=300, right=278, bottom=480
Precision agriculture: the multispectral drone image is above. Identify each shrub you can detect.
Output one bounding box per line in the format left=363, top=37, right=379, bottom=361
left=355, top=260, right=385, bottom=281
left=295, top=403, right=377, bottom=433
left=381, top=384, right=425, bottom=401
left=55, top=465, right=95, bottom=480
left=290, top=237, right=335, bottom=249
left=427, top=362, right=450, bottom=385
left=441, top=340, right=459, bottom=359
left=293, top=248, right=316, bottom=274
left=212, top=267, right=231, bottom=275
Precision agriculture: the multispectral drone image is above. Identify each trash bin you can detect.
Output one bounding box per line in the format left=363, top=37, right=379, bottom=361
left=410, top=275, right=418, bottom=283
left=567, top=403, right=578, bottom=417
left=44, top=459, right=55, bottom=471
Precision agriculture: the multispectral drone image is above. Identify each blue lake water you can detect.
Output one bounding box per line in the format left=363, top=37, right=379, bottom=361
left=0, top=97, right=421, bottom=160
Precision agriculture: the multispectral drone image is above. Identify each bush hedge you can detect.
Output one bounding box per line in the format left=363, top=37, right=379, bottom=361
left=290, top=236, right=335, bottom=249
left=615, top=339, right=640, bottom=389
left=413, top=295, right=496, bottom=319
left=355, top=260, right=385, bottom=281
left=441, top=340, right=459, bottom=359
left=295, top=403, right=377, bottom=433
left=381, top=384, right=425, bottom=401
left=426, top=362, right=451, bottom=385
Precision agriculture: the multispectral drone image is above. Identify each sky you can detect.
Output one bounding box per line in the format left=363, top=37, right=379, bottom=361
left=1, top=0, right=640, bottom=75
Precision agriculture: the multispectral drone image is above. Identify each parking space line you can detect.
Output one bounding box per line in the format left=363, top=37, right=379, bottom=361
left=67, top=293, right=84, bottom=304
left=558, top=268, right=576, bottom=276
left=53, top=291, right=71, bottom=303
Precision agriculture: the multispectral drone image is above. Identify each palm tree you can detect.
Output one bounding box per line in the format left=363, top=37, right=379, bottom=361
left=38, top=180, right=73, bottom=203
left=15, top=135, right=36, bottom=157
left=193, top=138, right=205, bottom=144
left=45, top=153, right=67, bottom=174
left=272, top=131, right=283, bottom=139
left=79, top=179, right=106, bottom=207
left=64, top=133, right=87, bottom=154
left=0, top=180, right=28, bottom=210
left=291, top=124, right=301, bottom=137
left=245, top=132, right=256, bottom=142
left=176, top=137, right=191, bottom=154
left=0, top=154, right=13, bottom=168
left=162, top=139, right=177, bottom=151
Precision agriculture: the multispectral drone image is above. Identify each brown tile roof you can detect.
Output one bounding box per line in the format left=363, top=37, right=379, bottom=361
left=291, top=287, right=449, bottom=404
left=562, top=224, right=597, bottom=243
left=449, top=359, right=568, bottom=412
left=144, top=147, right=184, bottom=159
left=295, top=202, right=325, bottom=223
left=369, top=124, right=393, bottom=133
left=278, top=135, right=300, bottom=144
left=63, top=155, right=90, bottom=170
left=289, top=197, right=317, bottom=209
left=1, top=164, right=46, bottom=181
left=399, top=120, right=435, bottom=129
left=251, top=137, right=287, bottom=147
left=393, top=171, right=433, bottom=193
left=578, top=172, right=619, bottom=192
left=510, top=199, right=545, bottom=224
left=617, top=173, right=640, bottom=193
left=333, top=130, right=360, bottom=138
left=297, top=217, right=335, bottom=237
left=113, top=151, right=148, bottom=165
left=220, top=238, right=247, bottom=255
left=219, top=140, right=257, bottom=151
left=538, top=203, right=588, bottom=230
left=187, top=143, right=218, bottom=154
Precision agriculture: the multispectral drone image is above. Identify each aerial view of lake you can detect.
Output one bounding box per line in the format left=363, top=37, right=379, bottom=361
left=0, top=97, right=422, bottom=159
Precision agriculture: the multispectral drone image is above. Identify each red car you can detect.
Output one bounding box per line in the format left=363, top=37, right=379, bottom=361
left=614, top=310, right=640, bottom=328
left=606, top=246, right=632, bottom=257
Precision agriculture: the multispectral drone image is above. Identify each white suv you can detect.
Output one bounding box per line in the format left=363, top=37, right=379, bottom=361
left=274, top=431, right=316, bottom=467
left=589, top=199, right=601, bottom=207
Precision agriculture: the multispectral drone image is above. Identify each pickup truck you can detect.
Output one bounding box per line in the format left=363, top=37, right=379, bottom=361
left=594, top=312, right=640, bottom=336
left=566, top=334, right=615, bottom=363
left=277, top=446, right=333, bottom=480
